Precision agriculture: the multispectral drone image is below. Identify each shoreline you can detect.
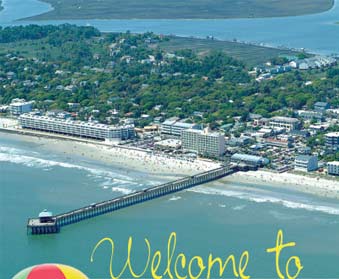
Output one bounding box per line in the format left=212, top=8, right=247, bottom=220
left=1, top=129, right=338, bottom=199
left=0, top=130, right=221, bottom=177
left=224, top=170, right=339, bottom=199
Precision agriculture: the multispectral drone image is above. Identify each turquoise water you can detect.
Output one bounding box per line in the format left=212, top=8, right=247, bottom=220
left=0, top=0, right=338, bottom=54
left=1, top=133, right=339, bottom=278
left=0, top=2, right=339, bottom=277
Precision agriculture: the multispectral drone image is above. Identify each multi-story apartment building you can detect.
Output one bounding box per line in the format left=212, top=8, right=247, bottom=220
left=161, top=117, right=199, bottom=137
left=181, top=128, right=225, bottom=157
left=268, top=116, right=301, bottom=131
left=328, top=161, right=339, bottom=176
left=9, top=98, right=33, bottom=115
left=294, top=155, right=318, bottom=172
left=325, top=132, right=339, bottom=151
left=19, top=114, right=135, bottom=141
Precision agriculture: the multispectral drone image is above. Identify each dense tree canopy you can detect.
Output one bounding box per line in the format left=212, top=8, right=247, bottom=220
left=0, top=25, right=338, bottom=127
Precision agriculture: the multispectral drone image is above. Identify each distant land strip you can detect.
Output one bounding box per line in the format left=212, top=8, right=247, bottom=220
left=25, top=0, right=334, bottom=20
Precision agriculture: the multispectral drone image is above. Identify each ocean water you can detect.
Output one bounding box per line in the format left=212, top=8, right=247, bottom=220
left=1, top=133, right=339, bottom=278
left=0, top=1, right=339, bottom=278
left=0, top=0, right=338, bottom=54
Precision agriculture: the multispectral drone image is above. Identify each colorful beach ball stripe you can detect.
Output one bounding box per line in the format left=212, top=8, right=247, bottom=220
left=13, top=264, right=88, bottom=279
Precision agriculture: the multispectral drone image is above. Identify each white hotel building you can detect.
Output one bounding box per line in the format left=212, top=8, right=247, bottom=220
left=19, top=114, right=135, bottom=141
left=182, top=128, right=225, bottom=157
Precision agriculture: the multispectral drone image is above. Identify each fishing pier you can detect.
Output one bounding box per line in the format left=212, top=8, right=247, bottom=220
left=27, top=165, right=239, bottom=235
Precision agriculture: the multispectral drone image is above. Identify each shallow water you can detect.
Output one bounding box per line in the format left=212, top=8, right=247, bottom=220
left=1, top=133, right=339, bottom=278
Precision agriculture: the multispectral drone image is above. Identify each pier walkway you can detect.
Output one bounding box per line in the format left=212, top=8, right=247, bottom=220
left=27, top=165, right=238, bottom=235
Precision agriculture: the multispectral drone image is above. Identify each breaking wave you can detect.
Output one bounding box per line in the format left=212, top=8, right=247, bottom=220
left=0, top=145, right=141, bottom=190
left=111, top=187, right=134, bottom=195
left=232, top=205, right=246, bottom=211
left=169, top=196, right=182, bottom=201
left=189, top=187, right=339, bottom=216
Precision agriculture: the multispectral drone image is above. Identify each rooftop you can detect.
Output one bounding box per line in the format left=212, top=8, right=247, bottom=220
left=184, top=128, right=223, bottom=137
left=19, top=114, right=134, bottom=130
left=231, top=153, right=269, bottom=164
left=270, top=116, right=299, bottom=123
left=295, top=155, right=316, bottom=162
left=326, top=132, right=339, bottom=137
left=314, top=102, right=328, bottom=107
left=39, top=209, right=53, bottom=218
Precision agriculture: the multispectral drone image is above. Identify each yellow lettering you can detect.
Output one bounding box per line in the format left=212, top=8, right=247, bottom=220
left=266, top=230, right=302, bottom=279
left=239, top=251, right=250, bottom=279
left=91, top=232, right=257, bottom=279
left=207, top=254, right=239, bottom=279
left=126, top=237, right=151, bottom=278
left=188, top=256, right=206, bottom=279
left=286, top=256, right=303, bottom=279
left=151, top=251, right=162, bottom=279
left=90, top=237, right=151, bottom=279
left=174, top=253, right=187, bottom=279
left=164, top=232, right=177, bottom=279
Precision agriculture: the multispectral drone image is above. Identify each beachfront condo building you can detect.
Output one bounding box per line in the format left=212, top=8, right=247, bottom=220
left=181, top=128, right=225, bottom=157
left=325, top=132, right=339, bottom=151
left=327, top=161, right=339, bottom=176
left=9, top=98, right=33, bottom=115
left=268, top=116, right=301, bottom=131
left=19, top=114, right=135, bottom=141
left=161, top=117, right=199, bottom=137
left=294, top=155, right=318, bottom=172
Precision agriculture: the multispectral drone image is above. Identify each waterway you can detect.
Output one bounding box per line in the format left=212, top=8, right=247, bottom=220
left=0, top=0, right=338, bottom=54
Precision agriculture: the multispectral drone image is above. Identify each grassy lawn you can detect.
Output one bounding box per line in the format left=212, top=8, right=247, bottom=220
left=158, top=36, right=303, bottom=66
left=28, top=0, right=334, bottom=20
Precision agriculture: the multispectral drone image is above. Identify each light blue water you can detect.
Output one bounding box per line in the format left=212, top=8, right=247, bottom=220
left=0, top=0, right=338, bottom=54
left=1, top=133, right=339, bottom=278
left=1, top=2, right=339, bottom=277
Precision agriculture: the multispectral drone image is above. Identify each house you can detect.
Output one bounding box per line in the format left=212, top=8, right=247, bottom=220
left=297, top=110, right=323, bottom=121
left=289, top=60, right=299, bottom=68
left=314, top=102, right=330, bottom=112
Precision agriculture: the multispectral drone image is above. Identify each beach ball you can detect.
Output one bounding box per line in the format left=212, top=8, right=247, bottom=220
left=13, top=264, right=88, bottom=279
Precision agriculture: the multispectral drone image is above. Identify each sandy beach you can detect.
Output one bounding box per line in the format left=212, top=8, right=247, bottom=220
left=225, top=170, right=339, bottom=199
left=1, top=130, right=339, bottom=199
left=0, top=131, right=221, bottom=177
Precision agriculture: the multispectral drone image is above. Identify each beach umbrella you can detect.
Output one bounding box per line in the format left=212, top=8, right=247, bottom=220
left=13, top=264, right=88, bottom=279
